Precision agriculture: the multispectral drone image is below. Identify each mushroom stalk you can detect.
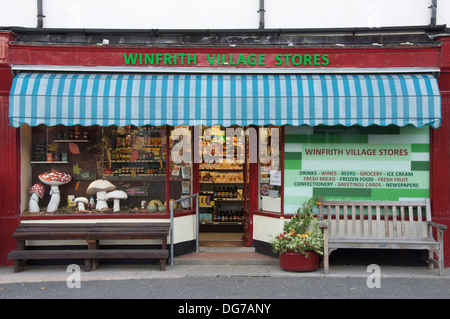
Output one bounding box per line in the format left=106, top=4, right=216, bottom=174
left=112, top=199, right=120, bottom=212
left=29, top=192, right=40, bottom=213
left=47, top=185, right=60, bottom=213
left=95, top=191, right=108, bottom=210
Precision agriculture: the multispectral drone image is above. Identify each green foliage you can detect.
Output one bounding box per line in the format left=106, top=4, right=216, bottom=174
left=269, top=196, right=324, bottom=257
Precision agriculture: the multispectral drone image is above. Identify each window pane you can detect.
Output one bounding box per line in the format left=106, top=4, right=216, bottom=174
left=259, top=126, right=281, bottom=213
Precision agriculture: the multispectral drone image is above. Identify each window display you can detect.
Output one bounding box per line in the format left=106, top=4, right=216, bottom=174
left=23, top=124, right=192, bottom=215
left=102, top=125, right=167, bottom=213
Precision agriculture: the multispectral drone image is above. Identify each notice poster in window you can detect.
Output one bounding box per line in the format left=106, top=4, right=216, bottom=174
left=31, top=143, right=47, bottom=161
left=270, top=170, right=281, bottom=186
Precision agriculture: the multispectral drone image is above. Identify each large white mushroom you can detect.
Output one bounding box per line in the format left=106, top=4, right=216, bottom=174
left=38, top=170, right=72, bottom=212
left=105, top=190, right=128, bottom=212
left=86, top=179, right=116, bottom=210
left=29, top=183, right=45, bottom=213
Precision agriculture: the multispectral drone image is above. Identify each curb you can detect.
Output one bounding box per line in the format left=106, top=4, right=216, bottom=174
left=0, top=263, right=448, bottom=284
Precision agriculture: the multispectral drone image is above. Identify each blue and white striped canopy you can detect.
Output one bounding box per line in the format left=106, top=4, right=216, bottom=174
left=9, top=73, right=441, bottom=128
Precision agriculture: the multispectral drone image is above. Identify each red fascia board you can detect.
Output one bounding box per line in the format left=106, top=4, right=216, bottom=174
left=8, top=44, right=441, bottom=69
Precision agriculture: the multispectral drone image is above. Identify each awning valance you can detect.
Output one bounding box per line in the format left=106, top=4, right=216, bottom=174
left=9, top=73, right=441, bottom=128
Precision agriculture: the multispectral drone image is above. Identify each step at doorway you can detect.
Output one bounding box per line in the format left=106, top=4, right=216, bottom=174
left=199, top=232, right=247, bottom=249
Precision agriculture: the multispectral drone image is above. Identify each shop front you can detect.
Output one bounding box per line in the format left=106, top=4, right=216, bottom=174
left=0, top=29, right=449, bottom=267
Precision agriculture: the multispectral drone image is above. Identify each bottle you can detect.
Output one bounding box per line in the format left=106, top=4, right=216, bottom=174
left=218, top=187, right=222, bottom=198
left=212, top=205, right=217, bottom=222
left=74, top=126, right=80, bottom=140
left=213, top=186, right=218, bottom=199
left=216, top=207, right=221, bottom=222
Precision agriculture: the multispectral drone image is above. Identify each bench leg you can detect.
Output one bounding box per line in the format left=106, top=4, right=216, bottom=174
left=84, top=259, right=92, bottom=272
left=323, top=254, right=329, bottom=274
left=323, top=227, right=329, bottom=274
left=14, top=260, right=24, bottom=273
left=87, top=240, right=99, bottom=270
left=160, top=258, right=166, bottom=271
left=14, top=241, right=26, bottom=273
left=438, top=230, right=444, bottom=276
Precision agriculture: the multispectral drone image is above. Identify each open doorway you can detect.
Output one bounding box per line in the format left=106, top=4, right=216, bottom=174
left=198, top=125, right=248, bottom=247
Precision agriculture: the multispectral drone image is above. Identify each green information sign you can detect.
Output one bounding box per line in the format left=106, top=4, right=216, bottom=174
left=284, top=126, right=430, bottom=214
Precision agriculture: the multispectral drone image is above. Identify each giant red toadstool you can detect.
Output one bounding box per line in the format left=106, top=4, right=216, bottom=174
left=86, top=179, right=116, bottom=210
left=38, top=170, right=72, bottom=212
left=29, top=183, right=45, bottom=213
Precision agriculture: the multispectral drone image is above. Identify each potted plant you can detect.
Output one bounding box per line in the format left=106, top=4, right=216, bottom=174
left=269, top=196, right=325, bottom=271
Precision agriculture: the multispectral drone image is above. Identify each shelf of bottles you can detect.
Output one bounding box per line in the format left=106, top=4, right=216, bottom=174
left=198, top=126, right=245, bottom=226
left=102, top=126, right=166, bottom=180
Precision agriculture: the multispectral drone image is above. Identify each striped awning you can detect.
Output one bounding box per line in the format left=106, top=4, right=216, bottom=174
left=9, top=73, right=441, bottom=128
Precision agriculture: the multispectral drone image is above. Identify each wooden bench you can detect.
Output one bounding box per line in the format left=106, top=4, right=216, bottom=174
left=318, top=199, right=446, bottom=275
left=7, top=222, right=170, bottom=272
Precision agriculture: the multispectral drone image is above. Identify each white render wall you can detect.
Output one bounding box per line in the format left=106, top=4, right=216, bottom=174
left=0, top=0, right=448, bottom=30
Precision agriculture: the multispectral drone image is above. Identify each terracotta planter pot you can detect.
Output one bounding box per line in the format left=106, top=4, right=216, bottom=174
left=279, top=250, right=320, bottom=272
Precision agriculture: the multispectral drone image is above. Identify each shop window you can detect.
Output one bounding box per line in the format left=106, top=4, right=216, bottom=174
left=258, top=126, right=282, bottom=213
left=22, top=124, right=192, bottom=215
left=169, top=125, right=192, bottom=212
left=102, top=125, right=167, bottom=213
left=284, top=125, right=430, bottom=215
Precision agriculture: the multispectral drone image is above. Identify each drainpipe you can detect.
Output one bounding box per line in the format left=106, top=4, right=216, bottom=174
left=258, top=0, right=265, bottom=29
left=430, top=0, right=437, bottom=26
left=37, top=0, right=44, bottom=28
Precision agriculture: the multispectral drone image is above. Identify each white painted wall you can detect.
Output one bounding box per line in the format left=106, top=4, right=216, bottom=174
left=0, top=0, right=448, bottom=30
left=253, top=214, right=284, bottom=244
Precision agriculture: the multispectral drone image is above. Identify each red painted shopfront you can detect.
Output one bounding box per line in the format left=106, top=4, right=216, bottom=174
left=0, top=30, right=449, bottom=267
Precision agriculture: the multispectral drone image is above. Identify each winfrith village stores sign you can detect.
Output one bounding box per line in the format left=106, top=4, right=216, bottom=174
left=124, top=52, right=330, bottom=67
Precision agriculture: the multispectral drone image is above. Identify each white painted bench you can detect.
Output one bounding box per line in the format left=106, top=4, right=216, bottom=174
left=318, top=199, right=446, bottom=275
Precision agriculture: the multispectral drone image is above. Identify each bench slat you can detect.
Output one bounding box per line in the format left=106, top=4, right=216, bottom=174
left=359, top=205, right=364, bottom=238
left=418, top=206, right=423, bottom=238
left=384, top=206, right=389, bottom=238
left=8, top=249, right=169, bottom=260
left=408, top=205, right=414, bottom=238
left=375, top=206, right=381, bottom=238
left=392, top=206, right=397, bottom=238
left=400, top=206, right=406, bottom=237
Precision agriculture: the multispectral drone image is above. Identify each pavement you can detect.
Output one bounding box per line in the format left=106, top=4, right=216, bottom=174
left=0, top=260, right=448, bottom=284
left=2, top=245, right=448, bottom=283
